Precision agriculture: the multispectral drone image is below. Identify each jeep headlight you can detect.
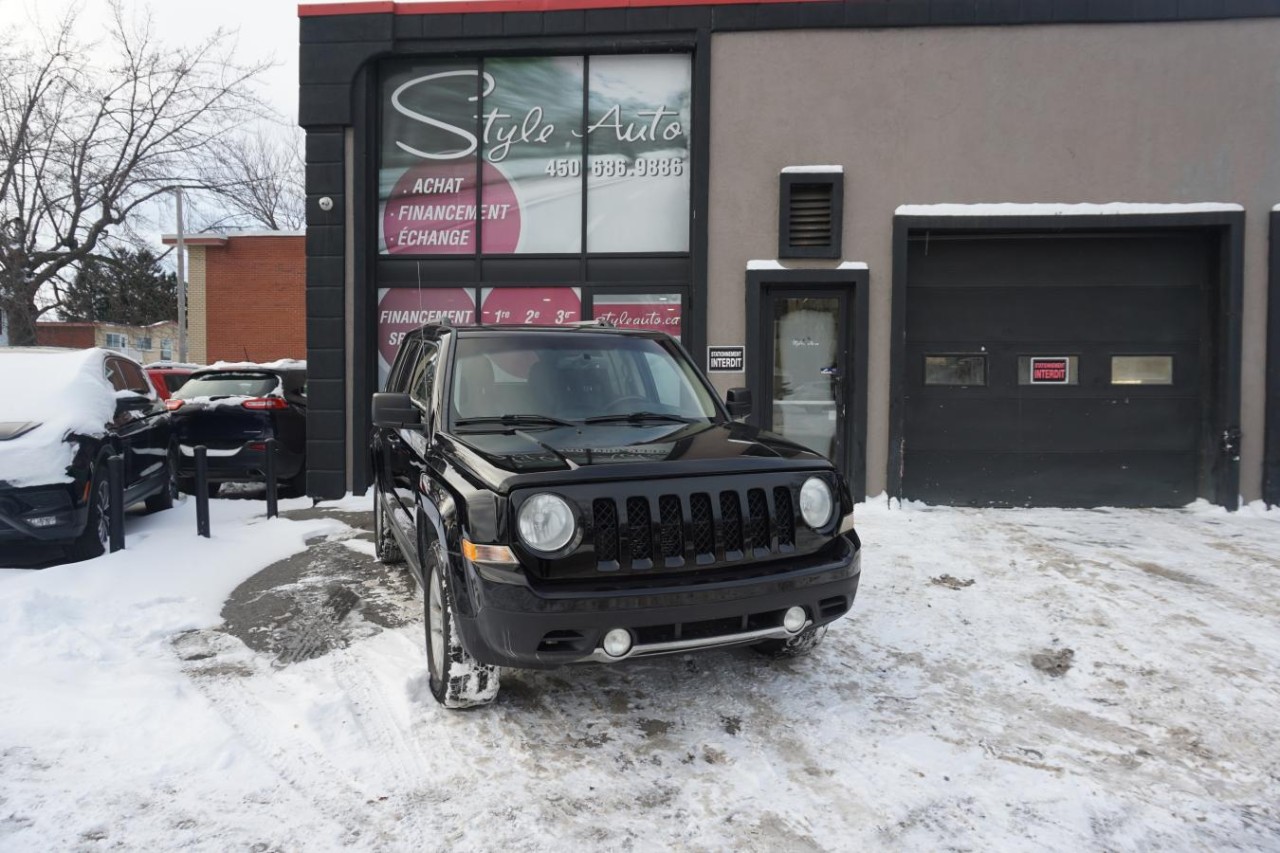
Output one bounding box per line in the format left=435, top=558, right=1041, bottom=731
left=799, top=477, right=834, bottom=529
left=517, top=493, right=576, bottom=553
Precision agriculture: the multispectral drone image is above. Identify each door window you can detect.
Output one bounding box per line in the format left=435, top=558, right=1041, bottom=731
left=771, top=296, right=840, bottom=459
left=1111, top=355, right=1173, bottom=385
left=924, top=355, right=987, bottom=387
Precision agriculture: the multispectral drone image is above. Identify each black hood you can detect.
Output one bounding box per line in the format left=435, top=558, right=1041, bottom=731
left=447, top=420, right=830, bottom=488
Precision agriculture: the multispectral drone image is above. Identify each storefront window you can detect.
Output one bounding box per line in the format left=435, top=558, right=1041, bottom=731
left=378, top=53, right=690, bottom=257
left=380, top=60, right=481, bottom=255
left=585, top=54, right=691, bottom=253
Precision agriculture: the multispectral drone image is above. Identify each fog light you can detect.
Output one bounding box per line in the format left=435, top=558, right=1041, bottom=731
left=26, top=515, right=60, bottom=528
left=783, top=606, right=807, bottom=634
left=601, top=628, right=633, bottom=658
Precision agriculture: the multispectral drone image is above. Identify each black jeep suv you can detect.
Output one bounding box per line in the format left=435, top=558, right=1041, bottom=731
left=371, top=323, right=861, bottom=707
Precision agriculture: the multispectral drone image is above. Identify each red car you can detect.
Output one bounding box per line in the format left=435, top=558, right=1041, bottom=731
left=144, top=363, right=198, bottom=400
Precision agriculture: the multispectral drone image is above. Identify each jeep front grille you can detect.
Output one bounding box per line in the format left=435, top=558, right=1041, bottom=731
left=589, top=484, right=803, bottom=572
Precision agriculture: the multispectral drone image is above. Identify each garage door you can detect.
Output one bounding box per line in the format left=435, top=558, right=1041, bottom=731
left=903, top=231, right=1214, bottom=507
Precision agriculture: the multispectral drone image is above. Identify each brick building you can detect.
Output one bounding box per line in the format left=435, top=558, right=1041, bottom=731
left=161, top=231, right=306, bottom=364
left=35, top=320, right=181, bottom=364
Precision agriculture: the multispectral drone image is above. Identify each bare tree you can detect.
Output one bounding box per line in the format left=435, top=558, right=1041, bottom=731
left=0, top=2, right=269, bottom=345
left=197, top=125, right=306, bottom=231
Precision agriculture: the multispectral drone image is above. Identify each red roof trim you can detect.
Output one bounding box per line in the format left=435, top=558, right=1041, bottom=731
left=300, top=0, right=819, bottom=17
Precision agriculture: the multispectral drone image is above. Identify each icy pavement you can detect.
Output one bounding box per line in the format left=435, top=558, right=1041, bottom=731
left=1, top=496, right=1279, bottom=851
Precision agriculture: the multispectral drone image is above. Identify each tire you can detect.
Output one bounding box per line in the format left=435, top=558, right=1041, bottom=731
left=145, top=450, right=179, bottom=513
left=752, top=624, right=828, bottom=659
left=281, top=463, right=307, bottom=499
left=373, top=491, right=404, bottom=564
left=66, top=467, right=110, bottom=562
left=423, top=539, right=499, bottom=708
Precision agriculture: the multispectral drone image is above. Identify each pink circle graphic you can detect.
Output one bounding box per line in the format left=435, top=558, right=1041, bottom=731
left=383, top=161, right=520, bottom=255
left=377, top=288, right=476, bottom=367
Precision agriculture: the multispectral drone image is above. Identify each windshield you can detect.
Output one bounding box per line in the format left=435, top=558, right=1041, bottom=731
left=449, top=334, right=721, bottom=428
left=173, top=372, right=279, bottom=400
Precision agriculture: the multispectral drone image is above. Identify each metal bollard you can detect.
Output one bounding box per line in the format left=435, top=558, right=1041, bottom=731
left=107, top=454, right=125, bottom=552
left=264, top=438, right=278, bottom=519
left=195, top=445, right=210, bottom=538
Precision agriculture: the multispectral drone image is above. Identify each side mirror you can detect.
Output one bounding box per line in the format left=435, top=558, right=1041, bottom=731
left=725, top=387, right=752, bottom=419
left=372, top=392, right=423, bottom=430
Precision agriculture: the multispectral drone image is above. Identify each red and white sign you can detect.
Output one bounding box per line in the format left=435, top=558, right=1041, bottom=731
left=591, top=293, right=682, bottom=339
left=376, top=288, right=477, bottom=386
left=480, top=287, right=581, bottom=326
left=1030, top=357, right=1070, bottom=384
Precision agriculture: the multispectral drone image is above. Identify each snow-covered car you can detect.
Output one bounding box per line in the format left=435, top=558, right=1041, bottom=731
left=371, top=323, right=862, bottom=708
left=0, top=347, right=177, bottom=561
left=165, top=361, right=307, bottom=497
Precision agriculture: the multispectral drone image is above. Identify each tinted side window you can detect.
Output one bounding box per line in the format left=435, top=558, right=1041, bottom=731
left=387, top=339, right=421, bottom=394
left=105, top=358, right=129, bottom=392
left=119, top=360, right=152, bottom=394
left=408, top=344, right=440, bottom=410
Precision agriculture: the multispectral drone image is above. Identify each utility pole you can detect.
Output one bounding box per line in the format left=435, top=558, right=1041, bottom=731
left=175, top=188, right=187, bottom=363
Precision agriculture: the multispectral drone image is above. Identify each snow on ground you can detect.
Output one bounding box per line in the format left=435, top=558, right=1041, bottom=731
left=2, top=496, right=1279, bottom=851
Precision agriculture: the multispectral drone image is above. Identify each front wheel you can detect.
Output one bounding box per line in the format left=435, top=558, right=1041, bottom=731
left=373, top=491, right=403, bottom=564
left=423, top=540, right=499, bottom=708
left=66, top=467, right=110, bottom=562
left=752, top=625, right=828, bottom=659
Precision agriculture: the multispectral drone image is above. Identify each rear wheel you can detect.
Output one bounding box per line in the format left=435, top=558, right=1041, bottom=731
left=423, top=539, right=499, bottom=708
left=281, top=463, right=307, bottom=499
left=66, top=468, right=110, bottom=562
left=752, top=625, right=828, bottom=659
left=145, top=450, right=179, bottom=513
left=373, top=491, right=403, bottom=564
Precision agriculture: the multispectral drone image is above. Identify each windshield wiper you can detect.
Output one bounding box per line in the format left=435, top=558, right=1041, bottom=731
left=583, top=411, right=697, bottom=425
left=454, top=414, right=576, bottom=428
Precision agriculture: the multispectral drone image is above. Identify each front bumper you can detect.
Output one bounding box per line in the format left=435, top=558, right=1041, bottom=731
left=177, top=443, right=303, bottom=483
left=452, top=531, right=862, bottom=669
left=0, top=483, right=88, bottom=544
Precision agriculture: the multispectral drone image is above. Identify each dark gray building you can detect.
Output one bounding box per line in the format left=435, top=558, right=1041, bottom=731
left=299, top=0, right=1280, bottom=509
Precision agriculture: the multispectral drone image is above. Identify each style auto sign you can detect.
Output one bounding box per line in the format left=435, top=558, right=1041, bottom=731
left=379, top=55, right=692, bottom=256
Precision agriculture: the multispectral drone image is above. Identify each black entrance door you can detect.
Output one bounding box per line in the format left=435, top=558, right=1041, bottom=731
left=902, top=231, right=1216, bottom=507
left=758, top=290, right=853, bottom=475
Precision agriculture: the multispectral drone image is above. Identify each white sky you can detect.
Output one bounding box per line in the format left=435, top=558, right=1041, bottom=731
left=0, top=0, right=338, bottom=121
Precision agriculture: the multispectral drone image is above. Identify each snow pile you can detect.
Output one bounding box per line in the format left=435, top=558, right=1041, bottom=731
left=0, top=348, right=115, bottom=487
left=205, top=359, right=307, bottom=372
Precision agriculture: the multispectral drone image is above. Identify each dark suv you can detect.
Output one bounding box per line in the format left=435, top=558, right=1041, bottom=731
left=371, top=323, right=861, bottom=708
left=166, top=363, right=307, bottom=496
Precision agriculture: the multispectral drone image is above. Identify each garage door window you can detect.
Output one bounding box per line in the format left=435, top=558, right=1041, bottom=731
left=1018, top=356, right=1078, bottom=385
left=1111, top=355, right=1173, bottom=385
left=924, top=355, right=987, bottom=386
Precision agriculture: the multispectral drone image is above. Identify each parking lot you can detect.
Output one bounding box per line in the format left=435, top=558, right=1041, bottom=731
left=1, top=495, right=1278, bottom=851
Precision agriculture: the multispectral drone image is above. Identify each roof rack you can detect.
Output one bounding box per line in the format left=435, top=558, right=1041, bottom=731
left=565, top=318, right=615, bottom=329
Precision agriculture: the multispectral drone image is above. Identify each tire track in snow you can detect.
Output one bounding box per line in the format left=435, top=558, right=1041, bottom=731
left=183, top=646, right=406, bottom=850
